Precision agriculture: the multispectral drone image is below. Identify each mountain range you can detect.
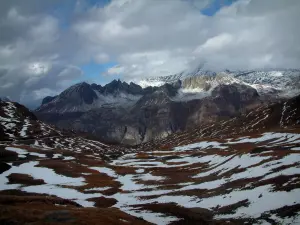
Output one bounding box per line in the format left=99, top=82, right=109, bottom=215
left=35, top=69, right=300, bottom=145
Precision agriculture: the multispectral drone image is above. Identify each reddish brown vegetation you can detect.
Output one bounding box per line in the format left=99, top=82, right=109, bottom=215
left=0, top=192, right=151, bottom=225
left=88, top=196, right=117, bottom=207
left=7, top=173, right=45, bottom=185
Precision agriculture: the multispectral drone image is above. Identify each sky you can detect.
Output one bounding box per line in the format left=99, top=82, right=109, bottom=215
left=0, top=0, right=299, bottom=108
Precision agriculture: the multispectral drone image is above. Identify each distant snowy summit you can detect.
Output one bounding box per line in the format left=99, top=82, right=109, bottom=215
left=137, top=69, right=300, bottom=98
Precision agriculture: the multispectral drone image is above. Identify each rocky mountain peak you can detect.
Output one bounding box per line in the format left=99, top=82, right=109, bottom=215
left=90, top=83, right=102, bottom=91
left=59, top=82, right=98, bottom=104
left=102, top=79, right=144, bottom=95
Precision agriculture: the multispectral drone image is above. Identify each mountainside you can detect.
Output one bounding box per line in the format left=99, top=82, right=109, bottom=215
left=140, top=93, right=300, bottom=150
left=0, top=100, right=133, bottom=159
left=1, top=98, right=300, bottom=224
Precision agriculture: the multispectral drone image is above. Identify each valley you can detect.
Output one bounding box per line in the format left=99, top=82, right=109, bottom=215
left=1, top=0, right=300, bottom=224
left=1, top=92, right=300, bottom=224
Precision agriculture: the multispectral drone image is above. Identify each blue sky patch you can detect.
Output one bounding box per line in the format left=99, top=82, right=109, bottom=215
left=201, top=0, right=239, bottom=16
left=80, top=62, right=121, bottom=85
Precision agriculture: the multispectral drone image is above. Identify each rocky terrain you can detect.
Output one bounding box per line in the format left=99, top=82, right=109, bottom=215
left=1, top=94, right=300, bottom=224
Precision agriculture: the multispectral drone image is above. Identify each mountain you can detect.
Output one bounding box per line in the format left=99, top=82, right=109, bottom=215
left=36, top=80, right=145, bottom=113
left=1, top=99, right=300, bottom=224
left=35, top=79, right=262, bottom=145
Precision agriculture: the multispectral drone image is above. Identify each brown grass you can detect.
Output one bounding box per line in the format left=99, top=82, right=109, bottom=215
left=88, top=196, right=117, bottom=208
left=0, top=190, right=151, bottom=225
left=0, top=203, right=152, bottom=225
left=7, top=173, right=45, bottom=185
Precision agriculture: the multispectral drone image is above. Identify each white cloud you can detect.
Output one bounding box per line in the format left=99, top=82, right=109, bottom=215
left=57, top=65, right=83, bottom=78
left=0, top=0, right=300, bottom=107
left=73, top=0, right=300, bottom=78
left=27, top=62, right=52, bottom=76
left=0, top=2, right=83, bottom=106
left=94, top=53, right=110, bottom=63
left=28, top=16, right=59, bottom=43
left=194, top=33, right=234, bottom=54
left=106, top=65, right=125, bottom=75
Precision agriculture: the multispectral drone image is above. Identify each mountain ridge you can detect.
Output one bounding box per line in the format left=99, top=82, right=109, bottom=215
left=34, top=68, right=300, bottom=145
left=35, top=81, right=262, bottom=145
left=138, top=68, right=300, bottom=98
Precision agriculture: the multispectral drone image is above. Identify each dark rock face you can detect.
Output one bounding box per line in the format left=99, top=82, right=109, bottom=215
left=91, top=80, right=145, bottom=96
left=211, top=83, right=260, bottom=116
left=100, top=80, right=145, bottom=96
left=212, top=83, right=259, bottom=102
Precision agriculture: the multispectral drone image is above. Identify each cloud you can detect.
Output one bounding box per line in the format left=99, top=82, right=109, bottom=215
left=73, top=0, right=300, bottom=77
left=0, top=0, right=83, bottom=106
left=0, top=0, right=300, bottom=107
left=0, top=61, right=82, bottom=108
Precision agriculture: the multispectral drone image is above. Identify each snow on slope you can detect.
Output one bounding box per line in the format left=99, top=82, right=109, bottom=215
left=1, top=95, right=300, bottom=224
left=3, top=131, right=299, bottom=224
left=0, top=101, right=61, bottom=139
left=102, top=132, right=300, bottom=224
